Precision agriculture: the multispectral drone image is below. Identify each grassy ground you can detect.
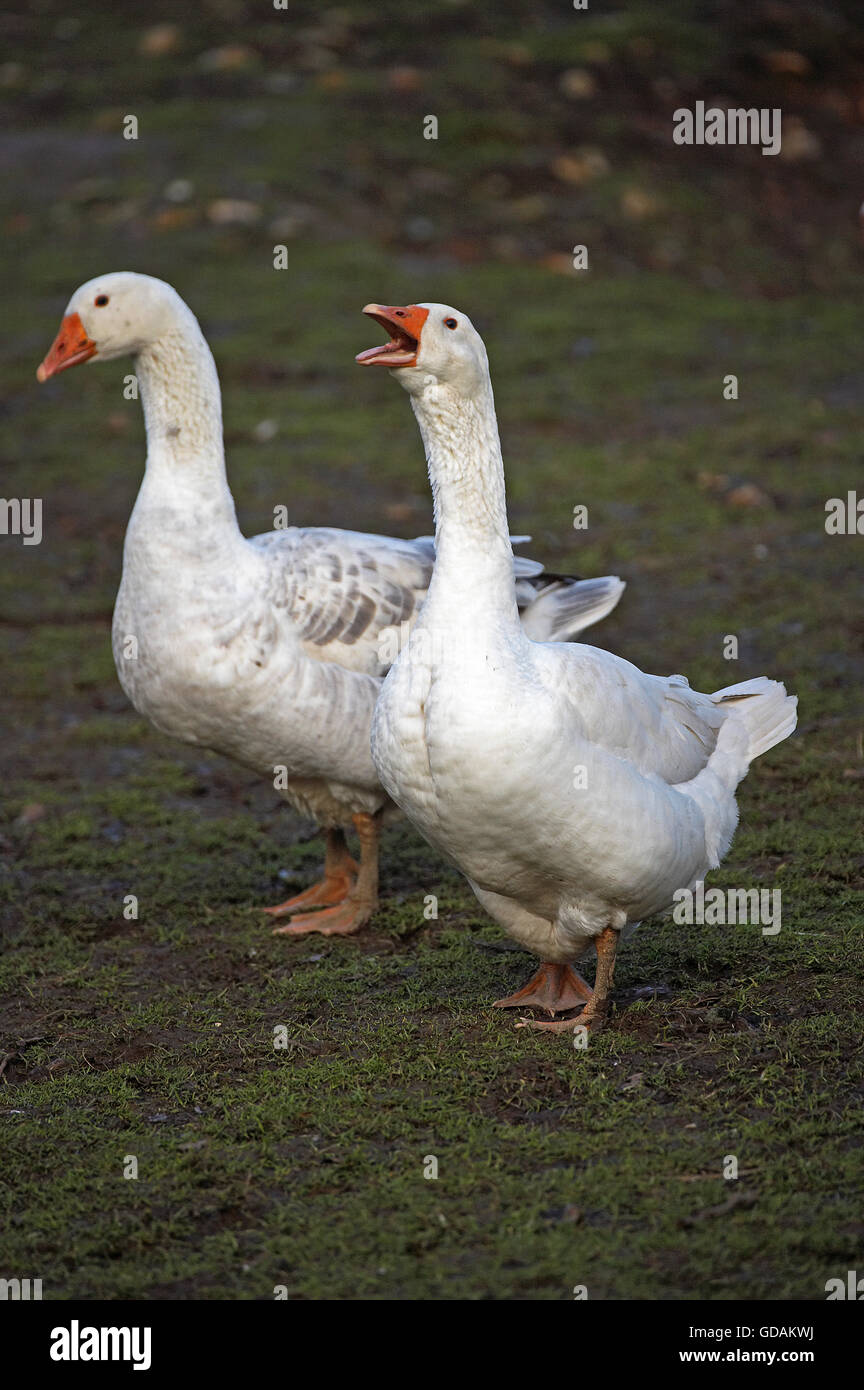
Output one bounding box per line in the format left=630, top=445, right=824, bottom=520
left=1, top=1, right=863, bottom=1300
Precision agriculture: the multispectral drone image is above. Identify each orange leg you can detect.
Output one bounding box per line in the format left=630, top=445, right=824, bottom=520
left=494, top=962, right=593, bottom=1014
left=262, top=828, right=358, bottom=919
left=516, top=927, right=619, bottom=1034
left=273, top=812, right=380, bottom=937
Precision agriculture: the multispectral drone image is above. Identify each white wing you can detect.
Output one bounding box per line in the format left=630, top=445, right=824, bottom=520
left=250, top=527, right=434, bottom=675
left=536, top=642, right=727, bottom=785
left=251, top=526, right=624, bottom=676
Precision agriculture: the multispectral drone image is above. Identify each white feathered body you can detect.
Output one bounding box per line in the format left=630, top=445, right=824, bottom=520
left=113, top=512, right=388, bottom=824
left=370, top=331, right=797, bottom=965
left=101, top=277, right=622, bottom=829
left=373, top=615, right=794, bottom=960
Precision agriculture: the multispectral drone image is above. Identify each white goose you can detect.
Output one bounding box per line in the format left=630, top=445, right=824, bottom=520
left=35, top=273, right=625, bottom=936
left=357, top=302, right=798, bottom=1028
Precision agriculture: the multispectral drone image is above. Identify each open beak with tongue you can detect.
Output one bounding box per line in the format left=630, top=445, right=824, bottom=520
left=36, top=313, right=98, bottom=382
left=356, top=304, right=429, bottom=368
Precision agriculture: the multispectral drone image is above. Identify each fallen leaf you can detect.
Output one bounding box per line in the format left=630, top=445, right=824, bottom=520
left=207, top=199, right=262, bottom=227
left=726, top=483, right=772, bottom=508
left=198, top=45, right=256, bottom=73
left=764, top=50, right=810, bottom=76
left=138, top=24, right=182, bottom=58
left=620, top=187, right=662, bottom=220
left=559, top=68, right=596, bottom=100
left=550, top=148, right=610, bottom=185
left=388, top=65, right=423, bottom=93
left=780, top=118, right=821, bottom=162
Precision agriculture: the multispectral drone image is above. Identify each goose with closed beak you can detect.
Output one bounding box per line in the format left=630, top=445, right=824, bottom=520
left=36, top=273, right=625, bottom=936
left=357, top=302, right=798, bottom=1029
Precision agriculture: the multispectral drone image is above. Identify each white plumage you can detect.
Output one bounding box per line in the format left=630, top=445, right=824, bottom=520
left=36, top=273, right=624, bottom=935
left=359, top=301, right=798, bottom=1028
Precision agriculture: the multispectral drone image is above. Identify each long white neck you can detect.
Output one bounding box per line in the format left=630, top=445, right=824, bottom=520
left=410, top=375, right=518, bottom=625
left=131, top=306, right=240, bottom=546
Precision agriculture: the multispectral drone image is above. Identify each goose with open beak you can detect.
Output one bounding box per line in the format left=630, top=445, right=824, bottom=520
left=33, top=273, right=626, bottom=940
left=358, top=301, right=797, bottom=1032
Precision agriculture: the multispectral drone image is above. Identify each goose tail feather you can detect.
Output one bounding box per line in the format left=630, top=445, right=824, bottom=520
left=517, top=574, right=626, bottom=642
left=712, top=676, right=799, bottom=763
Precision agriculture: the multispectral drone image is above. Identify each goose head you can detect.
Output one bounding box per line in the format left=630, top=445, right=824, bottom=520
left=356, top=302, right=490, bottom=398
left=36, top=272, right=185, bottom=381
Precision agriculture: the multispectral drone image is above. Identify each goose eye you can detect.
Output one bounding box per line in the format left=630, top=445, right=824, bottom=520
left=444, top=317, right=458, bottom=329
left=94, top=294, right=109, bottom=307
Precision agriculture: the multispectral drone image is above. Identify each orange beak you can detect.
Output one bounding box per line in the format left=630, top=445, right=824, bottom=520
left=356, top=303, right=429, bottom=367
left=36, top=312, right=98, bottom=382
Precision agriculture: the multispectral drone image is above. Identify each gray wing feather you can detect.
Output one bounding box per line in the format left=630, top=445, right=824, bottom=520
left=250, top=526, right=434, bottom=675
left=249, top=527, right=621, bottom=676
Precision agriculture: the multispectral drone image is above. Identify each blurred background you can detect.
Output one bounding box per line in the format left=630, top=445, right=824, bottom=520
left=6, top=0, right=864, bottom=293
left=3, top=0, right=864, bottom=643
left=1, top=0, right=863, bottom=1302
